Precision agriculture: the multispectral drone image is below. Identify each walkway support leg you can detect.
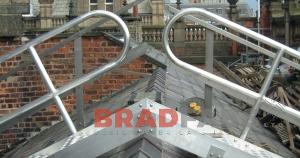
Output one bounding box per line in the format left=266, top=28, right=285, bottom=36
left=29, top=46, right=77, bottom=134
left=240, top=49, right=285, bottom=140
left=74, top=37, right=85, bottom=129
left=205, top=29, right=215, bottom=118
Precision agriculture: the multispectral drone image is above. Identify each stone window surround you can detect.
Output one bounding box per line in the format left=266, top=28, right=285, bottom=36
left=22, top=0, right=35, bottom=17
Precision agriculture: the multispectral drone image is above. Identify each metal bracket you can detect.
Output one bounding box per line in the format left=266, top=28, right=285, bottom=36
left=206, top=146, right=225, bottom=158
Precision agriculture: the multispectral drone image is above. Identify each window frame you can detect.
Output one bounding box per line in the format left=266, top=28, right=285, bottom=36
left=105, top=0, right=114, bottom=12
left=89, top=0, right=98, bottom=11
left=216, top=8, right=223, bottom=14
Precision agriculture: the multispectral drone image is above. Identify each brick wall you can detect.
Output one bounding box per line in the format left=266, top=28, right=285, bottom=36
left=0, top=36, right=154, bottom=154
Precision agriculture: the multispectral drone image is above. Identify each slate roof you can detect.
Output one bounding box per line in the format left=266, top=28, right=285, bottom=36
left=3, top=36, right=297, bottom=158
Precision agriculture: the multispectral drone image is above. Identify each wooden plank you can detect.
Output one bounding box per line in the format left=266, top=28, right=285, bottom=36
left=278, top=87, right=297, bottom=152
left=214, top=59, right=253, bottom=90
left=285, top=92, right=300, bottom=108
left=287, top=87, right=300, bottom=100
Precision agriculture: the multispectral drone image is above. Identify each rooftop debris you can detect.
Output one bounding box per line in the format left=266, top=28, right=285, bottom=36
left=215, top=60, right=300, bottom=156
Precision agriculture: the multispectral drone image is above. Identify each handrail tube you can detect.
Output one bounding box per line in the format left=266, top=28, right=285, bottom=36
left=167, top=6, right=300, bottom=60
left=167, top=6, right=300, bottom=70
left=0, top=0, right=146, bottom=81
left=0, top=11, right=130, bottom=133
left=163, top=8, right=300, bottom=129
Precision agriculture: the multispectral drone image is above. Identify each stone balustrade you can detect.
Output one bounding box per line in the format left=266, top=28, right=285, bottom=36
left=185, top=25, right=229, bottom=41
left=23, top=16, right=230, bottom=43
left=142, top=27, right=163, bottom=42
left=24, top=17, right=40, bottom=30
left=24, top=16, right=67, bottom=30
left=52, top=17, right=67, bottom=28
left=140, top=14, right=153, bottom=26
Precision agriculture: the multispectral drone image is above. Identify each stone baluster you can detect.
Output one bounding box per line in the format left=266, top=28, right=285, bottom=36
left=187, top=28, right=190, bottom=41
left=196, top=27, right=200, bottom=41
left=203, top=28, right=206, bottom=40
left=192, top=28, right=196, bottom=41
left=185, top=28, right=188, bottom=41
left=142, top=30, right=145, bottom=41
left=169, top=28, right=174, bottom=42
left=199, top=27, right=203, bottom=40
left=153, top=29, right=157, bottom=42
left=157, top=29, right=162, bottom=42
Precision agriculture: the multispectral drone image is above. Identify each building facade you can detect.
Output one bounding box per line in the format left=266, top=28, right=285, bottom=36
left=0, top=0, right=30, bottom=36
left=261, top=0, right=300, bottom=47
left=0, top=0, right=165, bottom=37
left=186, top=0, right=255, bottom=18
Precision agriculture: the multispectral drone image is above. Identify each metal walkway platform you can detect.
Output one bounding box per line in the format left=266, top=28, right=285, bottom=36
left=29, top=99, right=283, bottom=158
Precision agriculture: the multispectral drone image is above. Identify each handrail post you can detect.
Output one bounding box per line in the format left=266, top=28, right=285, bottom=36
left=74, top=37, right=85, bottom=129
left=29, top=46, right=77, bottom=134
left=240, top=49, right=285, bottom=140
left=205, top=29, right=215, bottom=118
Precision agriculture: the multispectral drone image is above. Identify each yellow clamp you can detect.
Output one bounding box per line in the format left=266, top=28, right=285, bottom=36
left=189, top=102, right=202, bottom=113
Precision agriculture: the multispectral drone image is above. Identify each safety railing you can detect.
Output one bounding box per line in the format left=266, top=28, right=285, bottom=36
left=0, top=11, right=130, bottom=134
left=0, top=0, right=145, bottom=82
left=163, top=7, right=300, bottom=139
left=0, top=0, right=147, bottom=134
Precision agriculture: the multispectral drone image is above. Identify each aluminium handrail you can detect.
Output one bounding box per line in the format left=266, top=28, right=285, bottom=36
left=167, top=5, right=300, bottom=70
left=0, top=0, right=146, bottom=82
left=0, top=10, right=130, bottom=134
left=163, top=8, right=300, bottom=139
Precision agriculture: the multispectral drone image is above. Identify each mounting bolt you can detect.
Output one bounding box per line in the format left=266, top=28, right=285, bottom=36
left=150, top=129, right=153, bottom=132
left=187, top=130, right=191, bottom=134
left=138, top=129, right=142, bottom=133
left=210, top=152, right=214, bottom=156
left=218, top=155, right=221, bottom=158
left=150, top=104, right=153, bottom=107
left=139, top=104, right=143, bottom=107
